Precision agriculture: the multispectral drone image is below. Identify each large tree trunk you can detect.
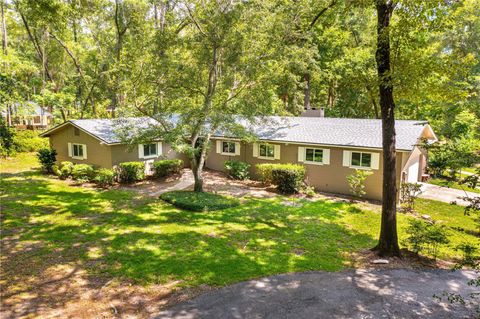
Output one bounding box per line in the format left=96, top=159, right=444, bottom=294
left=373, top=0, right=400, bottom=257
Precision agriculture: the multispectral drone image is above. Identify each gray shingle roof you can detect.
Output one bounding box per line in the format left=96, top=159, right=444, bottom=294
left=69, top=117, right=157, bottom=144
left=43, top=116, right=431, bottom=151
left=235, top=116, right=429, bottom=151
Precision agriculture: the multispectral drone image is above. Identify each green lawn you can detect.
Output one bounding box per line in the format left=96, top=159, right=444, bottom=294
left=1, top=154, right=478, bottom=292
left=429, top=177, right=480, bottom=194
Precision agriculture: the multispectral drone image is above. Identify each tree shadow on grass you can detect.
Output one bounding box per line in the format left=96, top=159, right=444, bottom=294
left=1, top=172, right=377, bottom=318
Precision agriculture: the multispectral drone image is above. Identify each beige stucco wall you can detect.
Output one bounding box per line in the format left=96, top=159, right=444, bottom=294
left=206, top=138, right=407, bottom=201
left=48, top=123, right=189, bottom=169
left=110, top=144, right=189, bottom=167
left=49, top=125, right=112, bottom=168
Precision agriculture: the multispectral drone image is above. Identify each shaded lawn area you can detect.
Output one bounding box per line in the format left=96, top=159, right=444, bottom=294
left=0, top=154, right=478, bottom=304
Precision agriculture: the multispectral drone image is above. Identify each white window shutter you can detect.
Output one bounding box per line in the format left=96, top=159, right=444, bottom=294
left=343, top=150, right=351, bottom=167
left=323, top=149, right=330, bottom=165
left=83, top=144, right=87, bottom=159
left=371, top=153, right=380, bottom=170
left=253, top=143, right=258, bottom=157
left=157, top=142, right=163, bottom=156
left=138, top=144, right=144, bottom=159
left=235, top=142, right=241, bottom=156
left=298, top=147, right=305, bottom=162
left=274, top=145, right=281, bottom=160
left=68, top=143, right=72, bottom=157
left=216, top=140, right=221, bottom=153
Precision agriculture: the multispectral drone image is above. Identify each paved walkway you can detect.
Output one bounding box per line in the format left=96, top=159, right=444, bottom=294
left=157, top=269, right=477, bottom=319
left=419, top=182, right=478, bottom=206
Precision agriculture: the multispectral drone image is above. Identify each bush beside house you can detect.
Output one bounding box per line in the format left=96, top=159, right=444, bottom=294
left=257, top=163, right=306, bottom=194
left=94, top=168, right=116, bottom=187
left=153, top=159, right=183, bottom=178
left=72, top=164, right=95, bottom=182
left=224, top=160, right=250, bottom=180
left=117, top=162, right=145, bottom=183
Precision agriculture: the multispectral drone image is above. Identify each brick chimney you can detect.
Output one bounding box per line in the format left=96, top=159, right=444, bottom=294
left=301, top=107, right=325, bottom=117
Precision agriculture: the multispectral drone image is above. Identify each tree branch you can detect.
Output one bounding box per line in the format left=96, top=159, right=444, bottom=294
left=308, top=0, right=337, bottom=31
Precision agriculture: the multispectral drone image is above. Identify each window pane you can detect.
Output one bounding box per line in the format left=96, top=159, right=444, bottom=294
left=314, top=149, right=323, bottom=162
left=229, top=143, right=235, bottom=153
left=144, top=143, right=156, bottom=157
left=259, top=145, right=266, bottom=157
left=351, top=152, right=361, bottom=166
left=267, top=145, right=274, bottom=157
left=73, top=145, right=78, bottom=156
left=305, top=149, right=314, bottom=161
left=222, top=142, right=229, bottom=153
left=78, top=145, right=83, bottom=157
left=361, top=153, right=372, bottom=167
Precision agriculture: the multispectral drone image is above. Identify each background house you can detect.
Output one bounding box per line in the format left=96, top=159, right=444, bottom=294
left=2, top=102, right=53, bottom=130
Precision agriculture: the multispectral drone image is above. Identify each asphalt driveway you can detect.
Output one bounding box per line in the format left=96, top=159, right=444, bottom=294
left=157, top=269, right=478, bottom=319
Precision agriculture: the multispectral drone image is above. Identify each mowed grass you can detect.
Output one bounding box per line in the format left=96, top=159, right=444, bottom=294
left=1, top=154, right=478, bottom=291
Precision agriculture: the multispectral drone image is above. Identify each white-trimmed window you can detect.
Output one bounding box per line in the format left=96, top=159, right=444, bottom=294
left=68, top=143, right=87, bottom=160
left=351, top=152, right=371, bottom=168
left=259, top=144, right=275, bottom=158
left=343, top=150, right=379, bottom=170
left=143, top=143, right=157, bottom=157
left=253, top=143, right=280, bottom=160
left=306, top=148, right=323, bottom=163
left=216, top=140, right=240, bottom=156
left=222, top=141, right=236, bottom=154
left=298, top=147, right=330, bottom=165
left=138, top=142, right=163, bottom=159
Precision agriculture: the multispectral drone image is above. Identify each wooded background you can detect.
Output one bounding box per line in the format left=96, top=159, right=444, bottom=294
left=1, top=0, right=479, bottom=140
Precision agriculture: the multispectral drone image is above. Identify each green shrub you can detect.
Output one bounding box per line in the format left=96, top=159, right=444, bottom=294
left=94, top=168, right=116, bottom=187
left=36, top=148, right=57, bottom=173
left=400, top=182, right=423, bottom=212
left=270, top=164, right=306, bottom=194
left=0, top=118, right=16, bottom=157
left=153, top=159, right=183, bottom=178
left=160, top=191, right=240, bottom=211
left=117, top=161, right=145, bottom=183
left=57, top=161, right=74, bottom=179
left=256, top=163, right=277, bottom=184
left=71, top=164, right=95, bottom=182
left=13, top=130, right=49, bottom=152
left=346, top=169, right=373, bottom=199
left=224, top=160, right=250, bottom=180
left=403, top=219, right=450, bottom=259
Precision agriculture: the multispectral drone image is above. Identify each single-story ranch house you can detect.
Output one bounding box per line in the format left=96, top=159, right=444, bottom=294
left=40, top=112, right=437, bottom=201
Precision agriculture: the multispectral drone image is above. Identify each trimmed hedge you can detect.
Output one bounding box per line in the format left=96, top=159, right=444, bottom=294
left=257, top=163, right=306, bottom=194
left=224, top=160, right=250, bottom=180
left=255, top=163, right=276, bottom=184
left=160, top=191, right=240, bottom=211
left=153, top=159, right=183, bottom=178
left=117, top=161, right=145, bottom=183
left=71, top=164, right=95, bottom=182
left=94, top=168, right=116, bottom=187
